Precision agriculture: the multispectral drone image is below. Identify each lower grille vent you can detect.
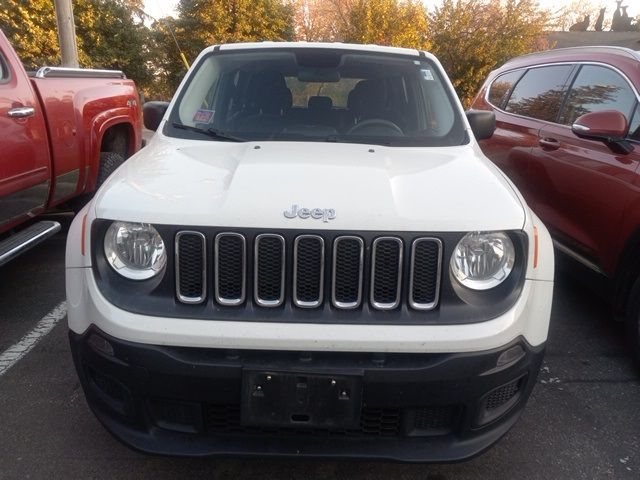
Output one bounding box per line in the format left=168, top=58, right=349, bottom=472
left=414, top=405, right=458, bottom=431
left=204, top=404, right=400, bottom=437
left=486, top=379, right=522, bottom=411
left=476, top=376, right=527, bottom=427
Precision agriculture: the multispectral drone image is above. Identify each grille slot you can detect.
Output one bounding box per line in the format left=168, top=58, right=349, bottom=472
left=254, top=234, right=286, bottom=307
left=409, top=238, right=442, bottom=310
left=293, top=235, right=325, bottom=308
left=370, top=237, right=403, bottom=310
left=215, top=233, right=246, bottom=306
left=332, top=236, right=364, bottom=309
left=175, top=231, right=206, bottom=304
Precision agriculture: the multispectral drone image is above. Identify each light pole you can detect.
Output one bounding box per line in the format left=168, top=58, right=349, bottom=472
left=54, top=0, right=79, bottom=68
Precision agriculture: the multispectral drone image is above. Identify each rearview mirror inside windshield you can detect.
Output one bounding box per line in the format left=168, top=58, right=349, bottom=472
left=297, top=68, right=340, bottom=83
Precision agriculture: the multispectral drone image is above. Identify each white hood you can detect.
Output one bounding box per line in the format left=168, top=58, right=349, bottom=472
left=95, top=136, right=525, bottom=232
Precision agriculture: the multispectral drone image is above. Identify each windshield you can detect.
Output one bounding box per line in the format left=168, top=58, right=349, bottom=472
left=167, top=48, right=467, bottom=147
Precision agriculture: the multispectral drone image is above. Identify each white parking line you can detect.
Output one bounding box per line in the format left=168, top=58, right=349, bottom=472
left=0, top=301, right=67, bottom=377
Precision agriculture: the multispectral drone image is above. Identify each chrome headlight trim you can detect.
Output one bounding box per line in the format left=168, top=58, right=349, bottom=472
left=103, top=221, right=167, bottom=280
left=450, top=231, right=515, bottom=290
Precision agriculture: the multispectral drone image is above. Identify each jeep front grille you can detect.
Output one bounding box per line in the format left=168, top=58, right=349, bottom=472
left=174, top=231, right=442, bottom=311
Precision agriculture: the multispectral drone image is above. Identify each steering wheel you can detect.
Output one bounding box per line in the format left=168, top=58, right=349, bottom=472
left=347, top=119, right=404, bottom=136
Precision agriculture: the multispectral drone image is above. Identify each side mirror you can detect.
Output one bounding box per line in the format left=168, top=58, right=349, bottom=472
left=143, top=101, right=170, bottom=131
left=466, top=110, right=496, bottom=140
left=572, top=110, right=634, bottom=155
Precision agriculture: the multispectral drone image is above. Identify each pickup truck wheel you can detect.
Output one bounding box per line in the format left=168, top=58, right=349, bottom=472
left=627, top=276, right=640, bottom=369
left=97, top=151, right=125, bottom=187
left=68, top=152, right=125, bottom=213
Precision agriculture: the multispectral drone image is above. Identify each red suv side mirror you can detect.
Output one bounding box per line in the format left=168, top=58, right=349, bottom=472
left=572, top=110, right=634, bottom=154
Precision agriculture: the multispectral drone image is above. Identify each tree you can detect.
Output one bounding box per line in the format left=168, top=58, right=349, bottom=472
left=428, top=0, right=550, bottom=106
left=146, top=0, right=296, bottom=99
left=0, top=0, right=61, bottom=68
left=146, top=17, right=187, bottom=100
left=341, top=0, right=429, bottom=49
left=0, top=0, right=153, bottom=90
left=293, top=0, right=356, bottom=41
left=175, top=0, right=295, bottom=61
left=74, top=0, right=153, bottom=89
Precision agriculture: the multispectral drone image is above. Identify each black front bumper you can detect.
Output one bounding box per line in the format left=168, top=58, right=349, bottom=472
left=69, top=327, right=544, bottom=462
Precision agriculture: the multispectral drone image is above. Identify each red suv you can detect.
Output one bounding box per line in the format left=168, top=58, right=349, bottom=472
left=471, top=46, right=640, bottom=364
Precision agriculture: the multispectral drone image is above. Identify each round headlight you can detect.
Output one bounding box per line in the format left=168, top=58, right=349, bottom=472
left=104, top=222, right=166, bottom=280
left=450, top=231, right=515, bottom=290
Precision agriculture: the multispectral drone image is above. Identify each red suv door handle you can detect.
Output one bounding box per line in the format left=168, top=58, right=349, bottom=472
left=539, top=137, right=560, bottom=150
left=7, top=106, right=35, bottom=118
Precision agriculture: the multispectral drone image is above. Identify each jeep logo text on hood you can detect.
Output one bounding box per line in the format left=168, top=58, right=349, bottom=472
left=284, top=204, right=336, bottom=222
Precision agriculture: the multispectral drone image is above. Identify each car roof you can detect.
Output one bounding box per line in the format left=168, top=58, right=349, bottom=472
left=499, top=46, right=640, bottom=71
left=207, top=41, right=424, bottom=58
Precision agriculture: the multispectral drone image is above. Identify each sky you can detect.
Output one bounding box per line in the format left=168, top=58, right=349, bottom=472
left=143, top=0, right=638, bottom=23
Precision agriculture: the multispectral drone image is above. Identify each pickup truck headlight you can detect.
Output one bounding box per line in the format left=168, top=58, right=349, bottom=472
left=103, top=222, right=166, bottom=280
left=450, top=231, right=515, bottom=290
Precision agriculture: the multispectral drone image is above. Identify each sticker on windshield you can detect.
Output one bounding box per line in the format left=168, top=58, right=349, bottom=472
left=421, top=69, right=434, bottom=81
left=193, top=109, right=215, bottom=124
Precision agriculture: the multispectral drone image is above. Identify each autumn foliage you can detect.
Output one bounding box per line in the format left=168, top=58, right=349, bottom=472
left=0, top=0, right=551, bottom=105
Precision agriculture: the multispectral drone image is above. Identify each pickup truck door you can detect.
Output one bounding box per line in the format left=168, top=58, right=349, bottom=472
left=0, top=31, right=51, bottom=229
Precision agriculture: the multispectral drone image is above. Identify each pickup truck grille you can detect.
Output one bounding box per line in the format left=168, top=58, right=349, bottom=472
left=175, top=231, right=442, bottom=311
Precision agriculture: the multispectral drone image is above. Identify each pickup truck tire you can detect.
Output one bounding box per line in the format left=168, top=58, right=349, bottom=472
left=69, top=152, right=125, bottom=212
left=97, top=151, right=125, bottom=187
left=627, top=275, right=640, bottom=369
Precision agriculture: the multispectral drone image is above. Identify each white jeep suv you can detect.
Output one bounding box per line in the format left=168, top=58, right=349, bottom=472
left=65, top=42, right=554, bottom=461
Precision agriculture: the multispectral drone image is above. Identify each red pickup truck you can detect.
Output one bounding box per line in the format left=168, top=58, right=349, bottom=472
left=0, top=29, right=142, bottom=265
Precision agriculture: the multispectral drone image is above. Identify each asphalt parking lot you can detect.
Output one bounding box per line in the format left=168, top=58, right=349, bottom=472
left=0, top=213, right=638, bottom=479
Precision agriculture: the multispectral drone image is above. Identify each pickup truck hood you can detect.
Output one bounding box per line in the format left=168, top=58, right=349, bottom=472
left=95, top=137, right=525, bottom=232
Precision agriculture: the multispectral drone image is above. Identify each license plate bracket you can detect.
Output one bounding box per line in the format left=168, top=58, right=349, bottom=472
left=241, top=371, right=363, bottom=429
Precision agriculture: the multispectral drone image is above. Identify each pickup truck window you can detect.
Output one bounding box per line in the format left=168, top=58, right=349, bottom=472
left=168, top=48, right=467, bottom=147
left=558, top=64, right=637, bottom=126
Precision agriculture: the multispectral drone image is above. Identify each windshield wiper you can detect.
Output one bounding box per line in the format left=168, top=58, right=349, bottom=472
left=172, top=122, right=246, bottom=142
left=325, top=135, right=392, bottom=146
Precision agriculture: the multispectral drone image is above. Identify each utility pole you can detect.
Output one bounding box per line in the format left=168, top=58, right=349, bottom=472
left=54, top=0, right=79, bottom=68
